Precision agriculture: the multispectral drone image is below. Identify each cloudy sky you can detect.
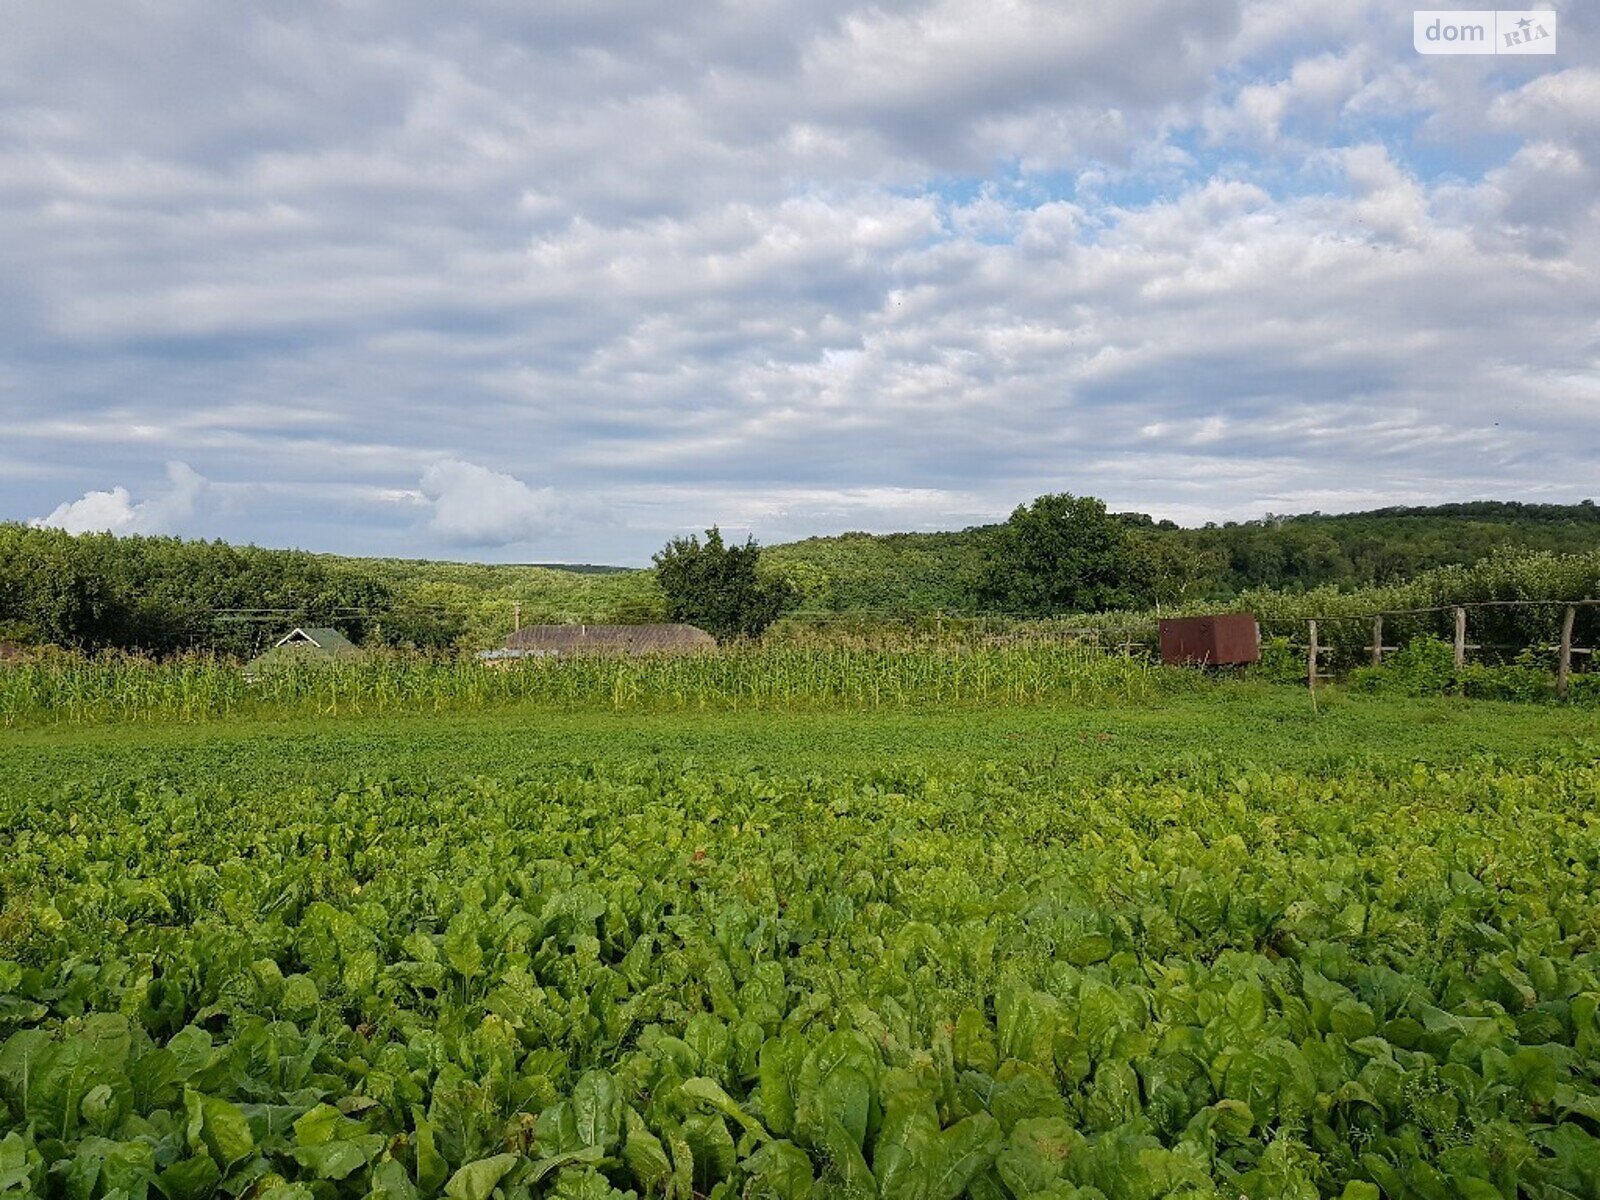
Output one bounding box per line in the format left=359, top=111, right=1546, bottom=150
left=3, top=1, right=1596, bottom=563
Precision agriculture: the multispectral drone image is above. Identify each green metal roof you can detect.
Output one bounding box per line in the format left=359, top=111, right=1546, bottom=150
left=246, top=626, right=362, bottom=672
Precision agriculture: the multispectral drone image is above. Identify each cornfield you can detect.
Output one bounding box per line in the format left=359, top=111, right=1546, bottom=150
left=0, top=643, right=1200, bottom=726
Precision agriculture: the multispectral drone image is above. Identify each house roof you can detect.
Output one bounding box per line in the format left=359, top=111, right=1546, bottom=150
left=246, top=626, right=362, bottom=671
left=503, top=623, right=715, bottom=655
left=274, top=626, right=357, bottom=652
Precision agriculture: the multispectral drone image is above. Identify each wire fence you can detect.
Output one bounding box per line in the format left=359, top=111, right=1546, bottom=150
left=1250, top=599, right=1595, bottom=700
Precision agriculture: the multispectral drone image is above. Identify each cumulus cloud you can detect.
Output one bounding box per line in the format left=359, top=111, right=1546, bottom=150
left=419, top=459, right=568, bottom=547
left=1204, top=50, right=1373, bottom=148
left=31, top=462, right=208, bottom=535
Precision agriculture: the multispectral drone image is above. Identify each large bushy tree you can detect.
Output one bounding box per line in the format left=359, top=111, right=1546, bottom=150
left=978, top=493, right=1153, bottom=614
left=652, top=526, right=799, bottom=641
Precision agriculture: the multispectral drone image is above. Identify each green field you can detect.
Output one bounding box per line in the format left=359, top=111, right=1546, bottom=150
left=4, top=686, right=1600, bottom=1200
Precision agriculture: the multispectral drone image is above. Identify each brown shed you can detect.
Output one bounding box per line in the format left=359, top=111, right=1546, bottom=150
left=487, top=623, right=716, bottom=661
left=1159, top=614, right=1260, bottom=665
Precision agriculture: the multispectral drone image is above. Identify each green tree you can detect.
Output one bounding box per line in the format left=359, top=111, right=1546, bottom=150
left=978, top=493, right=1153, bottom=614
left=652, top=527, right=799, bottom=641
left=1135, top=534, right=1227, bottom=607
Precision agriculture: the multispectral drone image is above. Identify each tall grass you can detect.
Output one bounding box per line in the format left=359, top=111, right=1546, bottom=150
left=765, top=612, right=1161, bottom=650
left=0, top=643, right=1201, bottom=727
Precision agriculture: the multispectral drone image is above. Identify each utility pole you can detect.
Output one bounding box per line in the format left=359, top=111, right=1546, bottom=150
left=513, top=600, right=522, bottom=633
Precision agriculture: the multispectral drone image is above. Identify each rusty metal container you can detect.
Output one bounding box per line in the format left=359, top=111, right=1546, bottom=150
left=1159, top=613, right=1260, bottom=666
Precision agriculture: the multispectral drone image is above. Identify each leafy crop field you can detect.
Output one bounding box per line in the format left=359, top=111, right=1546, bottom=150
left=3, top=693, right=1600, bottom=1200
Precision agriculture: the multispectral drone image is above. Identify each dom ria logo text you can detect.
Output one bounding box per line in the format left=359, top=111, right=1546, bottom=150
left=1414, top=10, right=1556, bottom=54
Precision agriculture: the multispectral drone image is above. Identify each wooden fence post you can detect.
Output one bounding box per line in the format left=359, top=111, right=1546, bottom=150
left=1307, top=619, right=1318, bottom=692
left=1453, top=606, right=1467, bottom=671
left=1558, top=605, right=1576, bottom=701
left=1370, top=616, right=1384, bottom=666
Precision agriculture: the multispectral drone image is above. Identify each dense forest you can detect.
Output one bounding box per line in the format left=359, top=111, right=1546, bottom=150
left=1, top=499, right=1596, bottom=654
left=768, top=500, right=1600, bottom=613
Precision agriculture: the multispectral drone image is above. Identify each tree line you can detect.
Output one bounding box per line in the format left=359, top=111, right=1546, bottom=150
left=766, top=499, right=1600, bottom=613
left=2, top=496, right=1595, bottom=654
left=0, top=525, right=462, bottom=655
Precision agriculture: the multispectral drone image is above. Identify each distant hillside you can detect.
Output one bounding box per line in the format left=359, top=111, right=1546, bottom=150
left=347, top=555, right=663, bottom=645
left=765, top=501, right=1600, bottom=614
left=765, top=528, right=1000, bottom=613
left=4, top=500, right=1595, bottom=651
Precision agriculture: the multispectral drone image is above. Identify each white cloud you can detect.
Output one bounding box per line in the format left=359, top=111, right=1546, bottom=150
left=1489, top=66, right=1600, bottom=136
left=1204, top=50, right=1371, bottom=148
left=31, top=461, right=207, bottom=535
left=32, top=486, right=141, bottom=535
left=419, top=459, right=567, bottom=547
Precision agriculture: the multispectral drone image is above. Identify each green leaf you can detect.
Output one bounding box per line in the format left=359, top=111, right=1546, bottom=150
left=279, top=975, right=319, bottom=1020
left=931, top=1113, right=1001, bottom=1200
left=288, top=1136, right=384, bottom=1181
left=0, top=1132, right=35, bottom=1196
left=572, top=1070, right=621, bottom=1152
left=411, top=1107, right=449, bottom=1195
left=952, top=1009, right=997, bottom=1076
left=813, top=1117, right=876, bottom=1200
left=663, top=1119, right=695, bottom=1199
left=368, top=1158, right=422, bottom=1200
left=680, top=1076, right=769, bottom=1142
left=291, top=1103, right=345, bottom=1146
left=183, top=1088, right=255, bottom=1169
left=1222, top=1040, right=1314, bottom=1125
left=683, top=1113, right=736, bottom=1195
left=80, top=1015, right=133, bottom=1072
left=537, top=1100, right=583, bottom=1157
left=683, top=1014, right=730, bottom=1076
left=873, top=1078, right=941, bottom=1200
left=1083, top=1060, right=1139, bottom=1132
left=1330, top=999, right=1377, bottom=1041
left=443, top=1153, right=519, bottom=1200
left=996, top=989, right=1060, bottom=1069
left=443, top=917, right=484, bottom=980
left=153, top=1155, right=221, bottom=1200
left=743, top=1140, right=814, bottom=1200
left=0, top=1031, right=52, bottom=1118
left=525, top=1147, right=605, bottom=1186
left=758, top=1034, right=803, bottom=1138
left=55, top=1151, right=100, bottom=1200
left=549, top=1167, right=629, bottom=1200
left=621, top=1108, right=672, bottom=1193
left=33, top=1038, right=104, bottom=1139
left=995, top=1117, right=1077, bottom=1198
left=94, top=1139, right=158, bottom=1200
